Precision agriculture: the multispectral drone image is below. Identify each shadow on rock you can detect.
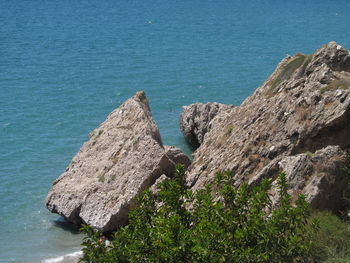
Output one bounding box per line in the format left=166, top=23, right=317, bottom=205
left=53, top=217, right=80, bottom=234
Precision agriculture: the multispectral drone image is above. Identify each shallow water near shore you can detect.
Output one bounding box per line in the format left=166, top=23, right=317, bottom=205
left=1, top=0, right=350, bottom=262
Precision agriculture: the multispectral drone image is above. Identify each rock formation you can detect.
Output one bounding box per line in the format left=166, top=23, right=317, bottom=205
left=249, top=145, right=349, bottom=212
left=47, top=42, right=350, bottom=232
left=185, top=42, right=350, bottom=210
left=180, top=102, right=234, bottom=148
left=46, top=91, right=190, bottom=233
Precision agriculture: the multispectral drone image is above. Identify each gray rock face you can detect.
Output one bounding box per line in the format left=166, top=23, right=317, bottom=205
left=249, top=146, right=349, bottom=211
left=46, top=91, right=190, bottom=233
left=180, top=102, right=234, bottom=148
left=186, top=42, right=350, bottom=201
left=164, top=146, right=192, bottom=168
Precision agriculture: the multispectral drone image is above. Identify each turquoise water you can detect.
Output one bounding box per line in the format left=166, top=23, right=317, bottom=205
left=1, top=0, right=350, bottom=262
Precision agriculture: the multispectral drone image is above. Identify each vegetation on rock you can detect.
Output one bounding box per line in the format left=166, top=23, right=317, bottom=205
left=267, top=53, right=311, bottom=93
left=321, top=77, right=350, bottom=94
left=80, top=165, right=314, bottom=263
left=308, top=211, right=350, bottom=263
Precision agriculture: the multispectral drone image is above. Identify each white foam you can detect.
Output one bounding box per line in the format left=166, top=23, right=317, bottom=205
left=42, top=251, right=82, bottom=263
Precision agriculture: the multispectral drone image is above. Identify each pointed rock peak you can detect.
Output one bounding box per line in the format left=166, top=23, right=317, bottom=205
left=312, top=41, right=350, bottom=72
left=259, top=42, right=350, bottom=97
left=133, top=90, right=150, bottom=108
left=107, top=90, right=162, bottom=146
left=323, top=41, right=345, bottom=52
left=327, top=41, right=342, bottom=48
left=134, top=90, right=147, bottom=100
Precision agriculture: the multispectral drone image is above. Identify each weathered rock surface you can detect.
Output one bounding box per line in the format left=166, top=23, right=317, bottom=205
left=164, top=146, right=192, bottom=168
left=46, top=91, right=190, bottom=232
left=249, top=146, right=349, bottom=211
left=186, top=42, right=350, bottom=206
left=180, top=102, right=234, bottom=148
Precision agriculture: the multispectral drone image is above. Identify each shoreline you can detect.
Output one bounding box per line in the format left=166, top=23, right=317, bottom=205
left=42, top=251, right=82, bottom=263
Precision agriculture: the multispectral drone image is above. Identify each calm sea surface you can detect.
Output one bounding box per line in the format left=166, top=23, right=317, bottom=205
left=1, top=0, right=350, bottom=262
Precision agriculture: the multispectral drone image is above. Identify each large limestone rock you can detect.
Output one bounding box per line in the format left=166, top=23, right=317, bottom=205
left=180, top=102, right=234, bottom=148
left=186, top=42, right=350, bottom=198
left=46, top=91, right=190, bottom=233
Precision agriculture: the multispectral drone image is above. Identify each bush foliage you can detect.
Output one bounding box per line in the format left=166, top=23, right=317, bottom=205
left=308, top=211, right=350, bottom=263
left=80, top=165, right=313, bottom=263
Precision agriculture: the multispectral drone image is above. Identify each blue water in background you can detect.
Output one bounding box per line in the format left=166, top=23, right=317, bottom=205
left=1, top=0, right=350, bottom=261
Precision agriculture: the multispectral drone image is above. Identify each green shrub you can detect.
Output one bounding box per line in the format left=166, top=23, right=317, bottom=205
left=80, top=166, right=313, bottom=263
left=308, top=211, right=350, bottom=263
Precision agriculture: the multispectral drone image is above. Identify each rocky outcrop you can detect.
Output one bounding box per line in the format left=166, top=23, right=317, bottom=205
left=46, top=91, right=190, bottom=233
left=186, top=42, right=350, bottom=209
left=47, top=42, right=350, bottom=233
left=180, top=103, right=234, bottom=148
left=249, top=146, right=349, bottom=212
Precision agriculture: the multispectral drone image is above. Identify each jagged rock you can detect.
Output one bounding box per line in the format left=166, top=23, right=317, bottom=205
left=249, top=146, right=349, bottom=212
left=46, top=91, right=190, bottom=233
left=187, top=42, right=350, bottom=198
left=180, top=102, right=234, bottom=148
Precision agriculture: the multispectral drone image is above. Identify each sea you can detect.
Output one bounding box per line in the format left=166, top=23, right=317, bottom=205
left=1, top=0, right=350, bottom=262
